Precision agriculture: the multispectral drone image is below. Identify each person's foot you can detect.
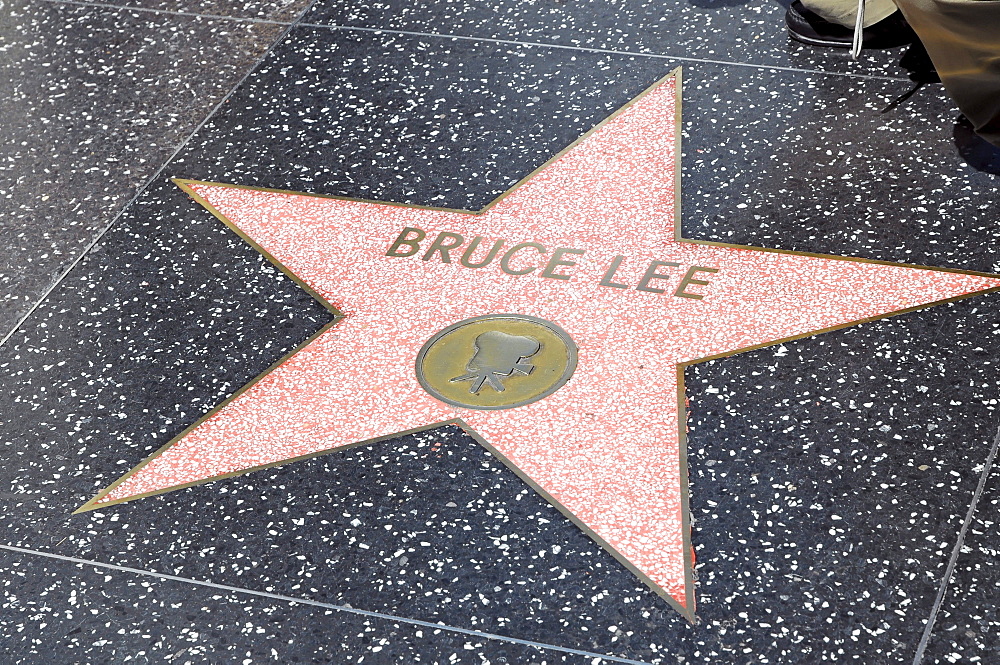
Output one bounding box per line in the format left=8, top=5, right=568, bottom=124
left=899, top=40, right=939, bottom=83
left=786, top=0, right=916, bottom=49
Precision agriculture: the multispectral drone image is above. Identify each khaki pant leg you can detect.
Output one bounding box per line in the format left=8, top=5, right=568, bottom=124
left=893, top=0, right=1000, bottom=147
left=801, top=0, right=900, bottom=27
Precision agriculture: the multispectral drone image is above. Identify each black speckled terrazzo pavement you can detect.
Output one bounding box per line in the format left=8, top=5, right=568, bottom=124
left=0, top=548, right=608, bottom=664
left=0, top=0, right=286, bottom=335
left=917, top=457, right=1000, bottom=664
left=2, top=1, right=1000, bottom=664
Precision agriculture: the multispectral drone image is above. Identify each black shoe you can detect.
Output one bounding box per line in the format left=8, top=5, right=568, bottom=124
left=899, top=40, right=939, bottom=83
left=786, top=0, right=916, bottom=49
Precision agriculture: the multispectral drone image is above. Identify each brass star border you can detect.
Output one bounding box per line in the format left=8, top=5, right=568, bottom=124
left=75, top=70, right=1000, bottom=623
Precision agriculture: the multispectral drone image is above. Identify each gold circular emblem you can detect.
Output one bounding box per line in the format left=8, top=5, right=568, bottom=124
left=415, top=314, right=578, bottom=410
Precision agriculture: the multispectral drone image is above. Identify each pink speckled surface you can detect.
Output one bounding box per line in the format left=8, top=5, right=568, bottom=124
left=91, top=77, right=1000, bottom=613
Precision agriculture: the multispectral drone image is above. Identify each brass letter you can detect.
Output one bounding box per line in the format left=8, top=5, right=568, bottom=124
left=635, top=260, right=681, bottom=293
left=541, top=247, right=586, bottom=280
left=674, top=266, right=719, bottom=300
left=599, top=255, right=630, bottom=289
left=500, top=242, right=547, bottom=275
left=421, top=231, right=466, bottom=264
left=386, top=227, right=426, bottom=257
left=460, top=236, right=506, bottom=269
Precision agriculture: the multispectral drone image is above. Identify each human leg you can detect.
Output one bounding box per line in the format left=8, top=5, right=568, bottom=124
left=893, top=0, right=1000, bottom=147
left=801, top=0, right=899, bottom=27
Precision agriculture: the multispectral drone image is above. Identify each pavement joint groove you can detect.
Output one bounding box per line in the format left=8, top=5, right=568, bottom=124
left=38, top=0, right=910, bottom=83
left=0, top=0, right=321, bottom=349
left=0, top=544, right=654, bottom=665
left=910, top=425, right=1000, bottom=665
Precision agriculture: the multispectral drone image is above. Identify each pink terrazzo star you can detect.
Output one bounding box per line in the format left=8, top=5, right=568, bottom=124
left=80, top=71, right=1000, bottom=621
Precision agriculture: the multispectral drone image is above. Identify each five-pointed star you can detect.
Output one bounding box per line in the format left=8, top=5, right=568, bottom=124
left=79, top=71, right=1000, bottom=621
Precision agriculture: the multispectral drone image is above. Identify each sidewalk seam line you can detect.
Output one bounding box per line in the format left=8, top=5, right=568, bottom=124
left=911, top=425, right=1000, bottom=665
left=0, top=1, right=316, bottom=350
left=303, top=23, right=909, bottom=83
left=37, top=0, right=908, bottom=83
left=0, top=543, right=652, bottom=665
left=37, top=0, right=294, bottom=25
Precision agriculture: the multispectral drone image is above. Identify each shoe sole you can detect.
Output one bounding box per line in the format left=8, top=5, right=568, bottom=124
left=787, top=26, right=915, bottom=50
left=787, top=28, right=851, bottom=49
